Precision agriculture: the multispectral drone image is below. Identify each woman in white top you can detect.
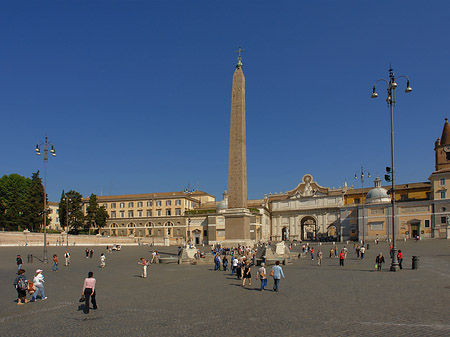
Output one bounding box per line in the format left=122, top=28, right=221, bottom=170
left=31, top=269, right=47, bottom=301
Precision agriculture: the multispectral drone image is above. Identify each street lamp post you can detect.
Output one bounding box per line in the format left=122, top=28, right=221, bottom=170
left=371, top=67, right=412, bottom=271
left=355, top=167, right=370, bottom=247
left=35, top=135, right=56, bottom=263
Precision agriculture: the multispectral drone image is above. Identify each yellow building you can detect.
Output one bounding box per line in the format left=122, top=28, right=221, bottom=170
left=82, top=191, right=215, bottom=245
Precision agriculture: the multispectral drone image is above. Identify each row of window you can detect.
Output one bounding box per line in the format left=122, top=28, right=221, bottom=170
left=110, top=209, right=182, bottom=218
left=103, top=199, right=187, bottom=209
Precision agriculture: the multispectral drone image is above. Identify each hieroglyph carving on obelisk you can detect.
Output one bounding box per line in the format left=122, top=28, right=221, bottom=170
left=228, top=47, right=248, bottom=209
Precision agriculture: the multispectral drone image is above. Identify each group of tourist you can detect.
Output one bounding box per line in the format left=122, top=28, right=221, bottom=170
left=215, top=252, right=285, bottom=292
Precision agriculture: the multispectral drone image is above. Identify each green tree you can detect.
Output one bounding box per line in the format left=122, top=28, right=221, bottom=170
left=23, top=171, right=45, bottom=231
left=63, top=190, right=84, bottom=231
left=58, top=190, right=68, bottom=231
left=85, top=194, right=109, bottom=234
left=0, top=174, right=31, bottom=231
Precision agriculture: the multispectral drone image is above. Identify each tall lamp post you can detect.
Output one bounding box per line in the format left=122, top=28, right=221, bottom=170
left=371, top=67, right=412, bottom=271
left=354, top=167, right=370, bottom=247
left=35, top=136, right=56, bottom=263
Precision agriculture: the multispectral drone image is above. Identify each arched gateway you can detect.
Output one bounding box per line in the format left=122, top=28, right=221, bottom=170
left=301, top=216, right=317, bottom=241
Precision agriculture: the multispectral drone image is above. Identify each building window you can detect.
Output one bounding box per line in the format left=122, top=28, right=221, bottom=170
left=111, top=211, right=116, bottom=218
left=147, top=201, right=152, bottom=207
left=146, top=210, right=152, bottom=217
left=370, top=222, right=384, bottom=231
left=128, top=202, right=134, bottom=208
left=120, top=211, right=125, bottom=218
left=440, top=191, right=446, bottom=199
left=111, top=203, right=116, bottom=209
left=354, top=198, right=360, bottom=204
left=137, top=201, right=143, bottom=207
left=166, top=209, right=171, bottom=216
left=138, top=211, right=143, bottom=217
left=128, top=211, right=134, bottom=218
left=175, top=200, right=181, bottom=206
left=175, top=209, right=181, bottom=216
left=425, top=220, right=430, bottom=228
left=203, top=230, right=208, bottom=237
left=440, top=178, right=446, bottom=186
left=441, top=216, right=447, bottom=224
left=103, top=203, right=107, bottom=208
left=156, top=201, right=162, bottom=207
left=166, top=200, right=171, bottom=206
left=157, top=210, right=161, bottom=216
left=120, top=203, right=125, bottom=208
left=167, top=229, right=171, bottom=235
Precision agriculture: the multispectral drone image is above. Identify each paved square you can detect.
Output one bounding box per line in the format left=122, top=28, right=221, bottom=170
left=1, top=240, right=449, bottom=336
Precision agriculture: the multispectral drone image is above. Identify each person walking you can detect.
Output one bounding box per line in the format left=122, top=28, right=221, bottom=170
left=14, top=269, right=29, bottom=305
left=151, top=251, right=158, bottom=264
left=222, top=256, right=228, bottom=272
left=242, top=260, right=252, bottom=287
left=329, top=248, right=334, bottom=258
left=317, top=250, right=323, bottom=266
left=360, top=246, right=366, bottom=260
left=138, top=257, right=149, bottom=278
left=232, top=256, right=238, bottom=275
left=85, top=249, right=89, bottom=258
left=81, top=271, right=97, bottom=314
left=397, top=250, right=403, bottom=270
left=51, top=254, right=59, bottom=272
left=339, top=250, right=345, bottom=266
left=16, top=255, right=23, bottom=271
left=311, top=247, right=315, bottom=260
left=271, top=261, right=285, bottom=292
left=100, top=253, right=106, bottom=268
left=89, top=249, right=94, bottom=259
left=375, top=253, right=385, bottom=271
left=256, top=262, right=267, bottom=291
left=31, top=269, right=47, bottom=301
left=64, top=251, right=71, bottom=266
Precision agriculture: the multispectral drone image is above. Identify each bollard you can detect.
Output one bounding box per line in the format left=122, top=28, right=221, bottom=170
left=412, top=256, right=419, bottom=270
left=27, top=254, right=33, bottom=263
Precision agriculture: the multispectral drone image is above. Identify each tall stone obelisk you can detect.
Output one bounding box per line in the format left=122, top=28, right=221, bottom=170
left=224, top=49, right=252, bottom=245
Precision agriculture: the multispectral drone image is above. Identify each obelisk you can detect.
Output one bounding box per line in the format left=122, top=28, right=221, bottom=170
left=224, top=48, right=252, bottom=244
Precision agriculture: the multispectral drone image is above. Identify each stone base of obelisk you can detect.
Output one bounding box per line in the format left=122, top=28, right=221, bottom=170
left=222, top=208, right=254, bottom=247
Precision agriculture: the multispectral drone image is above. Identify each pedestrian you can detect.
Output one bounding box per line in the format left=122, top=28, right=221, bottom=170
left=232, top=256, right=238, bottom=275
left=334, top=245, right=338, bottom=258
left=236, top=259, right=242, bottom=280
left=397, top=250, right=403, bottom=270
left=51, top=254, right=59, bottom=272
left=375, top=253, right=385, bottom=271
left=389, top=244, right=393, bottom=259
left=64, top=251, right=71, bottom=266
left=90, top=249, right=94, bottom=259
left=222, top=255, right=228, bottom=272
left=343, top=246, right=348, bottom=259
left=360, top=246, right=366, bottom=260
left=100, top=253, right=106, bottom=268
left=356, top=245, right=361, bottom=259
left=339, top=250, right=345, bottom=266
left=329, top=248, right=334, bottom=258
left=242, top=260, right=252, bottom=287
left=311, top=247, right=315, bottom=260
left=85, top=248, right=89, bottom=258
left=256, top=262, right=267, bottom=291
left=14, top=269, right=29, bottom=305
left=270, top=261, right=285, bottom=292
left=151, top=251, right=158, bottom=264
left=31, top=269, right=47, bottom=301
left=81, top=271, right=97, bottom=314
left=317, top=250, right=323, bottom=266
left=16, top=255, right=23, bottom=271
left=214, top=254, right=221, bottom=271
left=138, top=257, right=149, bottom=278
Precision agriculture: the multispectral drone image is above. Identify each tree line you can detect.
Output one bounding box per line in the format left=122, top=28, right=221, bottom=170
left=0, top=173, right=108, bottom=233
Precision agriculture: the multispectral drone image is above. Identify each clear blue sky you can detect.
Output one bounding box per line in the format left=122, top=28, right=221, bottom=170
left=1, top=1, right=450, bottom=202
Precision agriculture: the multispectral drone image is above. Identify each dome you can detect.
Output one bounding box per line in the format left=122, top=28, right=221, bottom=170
left=216, top=190, right=228, bottom=212
left=366, top=177, right=391, bottom=204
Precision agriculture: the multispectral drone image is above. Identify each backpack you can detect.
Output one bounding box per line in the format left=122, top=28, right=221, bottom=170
left=17, top=277, right=28, bottom=291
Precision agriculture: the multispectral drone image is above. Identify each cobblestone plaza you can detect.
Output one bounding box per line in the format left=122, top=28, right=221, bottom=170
left=1, top=240, right=449, bottom=336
